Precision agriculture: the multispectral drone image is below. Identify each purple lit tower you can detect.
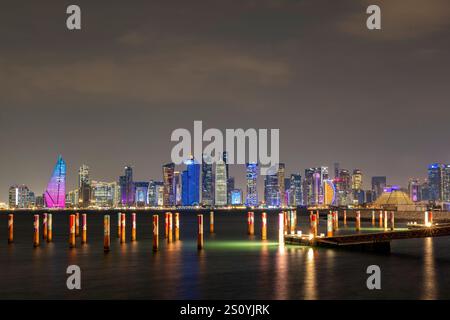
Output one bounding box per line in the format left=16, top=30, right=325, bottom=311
left=44, top=155, right=66, bottom=208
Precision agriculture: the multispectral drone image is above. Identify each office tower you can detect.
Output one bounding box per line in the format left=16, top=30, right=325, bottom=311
left=371, top=176, right=387, bottom=200
left=230, top=189, right=243, bottom=205
left=147, top=180, right=163, bottom=207
left=215, top=159, right=227, bottom=206
left=365, top=190, right=374, bottom=203
left=201, top=154, right=213, bottom=206
left=408, top=178, right=421, bottom=202
left=223, top=152, right=230, bottom=203
left=44, top=155, right=66, bottom=209
left=66, top=189, right=79, bottom=208
left=334, top=162, right=340, bottom=179
left=353, top=189, right=365, bottom=205
left=290, top=174, right=302, bottom=206
left=246, top=163, right=258, bottom=207
left=8, top=185, right=34, bottom=209
left=174, top=171, right=182, bottom=206
left=277, top=163, right=286, bottom=206
left=227, top=177, right=235, bottom=204
left=352, top=169, right=363, bottom=190
left=335, top=169, right=352, bottom=206
left=264, top=173, right=279, bottom=207
left=443, top=165, right=450, bottom=202
left=119, top=166, right=135, bottom=207
left=77, top=164, right=91, bottom=208
left=303, top=166, right=328, bottom=206
left=35, top=195, right=45, bottom=208
left=91, top=181, right=119, bottom=208
left=181, top=157, right=201, bottom=206
left=428, top=163, right=443, bottom=201
left=78, top=165, right=89, bottom=188
left=162, top=162, right=175, bottom=206
left=134, top=182, right=149, bottom=207
left=157, top=184, right=164, bottom=206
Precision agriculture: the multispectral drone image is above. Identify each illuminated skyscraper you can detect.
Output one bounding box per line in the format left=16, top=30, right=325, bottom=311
left=91, top=181, right=119, bottom=208
left=119, top=166, right=135, bottom=207
left=201, top=154, right=213, bottom=206
left=277, top=163, right=286, bottom=206
left=215, top=159, right=227, bottom=206
left=182, top=157, right=201, bottom=206
left=147, top=180, right=163, bottom=206
left=8, top=185, right=34, bottom=209
left=135, top=182, right=149, bottom=207
left=443, top=165, right=450, bottom=202
left=174, top=171, right=182, bottom=206
left=303, top=166, right=328, bottom=206
left=78, top=164, right=91, bottom=208
left=230, top=189, right=243, bottom=205
left=289, top=174, right=302, bottom=206
left=428, top=163, right=443, bottom=201
left=351, top=169, right=363, bottom=190
left=264, top=174, right=279, bottom=207
left=246, top=163, right=258, bottom=207
left=44, top=155, right=66, bottom=209
left=162, top=162, right=175, bottom=206
left=408, top=178, right=421, bottom=202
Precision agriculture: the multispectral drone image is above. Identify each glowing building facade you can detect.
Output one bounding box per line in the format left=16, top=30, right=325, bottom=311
left=246, top=163, right=258, bottom=207
left=44, top=155, right=66, bottom=209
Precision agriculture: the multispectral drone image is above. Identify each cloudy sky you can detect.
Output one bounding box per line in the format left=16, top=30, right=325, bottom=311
left=0, top=0, right=449, bottom=202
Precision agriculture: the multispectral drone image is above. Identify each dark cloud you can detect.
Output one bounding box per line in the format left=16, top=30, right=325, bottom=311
left=0, top=0, right=449, bottom=201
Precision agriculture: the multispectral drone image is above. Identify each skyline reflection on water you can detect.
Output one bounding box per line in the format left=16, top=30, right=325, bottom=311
left=0, top=211, right=448, bottom=299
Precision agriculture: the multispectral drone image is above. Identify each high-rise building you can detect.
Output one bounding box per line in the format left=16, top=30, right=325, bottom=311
left=78, top=164, right=91, bottom=208
left=303, top=167, right=328, bottom=206
left=182, top=157, right=201, bottom=206
left=246, top=163, right=258, bottom=207
left=230, top=189, right=243, bottom=205
left=408, top=178, right=421, bottom=202
left=8, top=185, right=34, bottom=209
left=421, top=180, right=431, bottom=201
left=353, top=189, right=365, bottom=205
left=44, top=155, right=66, bottom=209
left=147, top=180, right=163, bottom=206
left=371, top=176, right=387, bottom=201
left=289, top=174, right=302, bottom=206
left=134, top=181, right=149, bottom=207
left=66, top=189, right=79, bottom=208
left=119, top=166, right=134, bottom=207
left=201, top=154, right=213, bottom=206
left=277, top=163, right=286, bottom=206
left=223, top=152, right=230, bottom=204
left=365, top=190, right=374, bottom=203
left=91, top=181, right=119, bottom=208
left=352, top=169, right=363, bottom=190
left=214, top=159, right=227, bottom=206
left=443, top=165, right=450, bottom=202
left=335, top=169, right=352, bottom=206
left=334, top=162, right=340, bottom=179
left=174, top=171, right=182, bottom=206
left=264, top=173, right=279, bottom=207
left=162, top=162, right=175, bottom=206
left=428, top=163, right=443, bottom=201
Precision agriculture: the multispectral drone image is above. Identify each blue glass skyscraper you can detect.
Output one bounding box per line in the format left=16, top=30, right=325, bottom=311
left=181, top=157, right=200, bottom=206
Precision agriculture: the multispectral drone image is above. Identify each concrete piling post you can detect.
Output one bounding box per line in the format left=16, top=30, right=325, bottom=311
left=165, top=212, right=169, bottom=239
left=175, top=212, right=180, bottom=241
left=197, top=214, right=204, bottom=250
left=69, top=214, right=76, bottom=248
left=33, top=214, right=40, bottom=247
left=425, top=211, right=429, bottom=225
left=279, top=213, right=285, bottom=242
left=131, top=213, right=136, bottom=241
left=379, top=210, right=383, bottom=227
left=261, top=212, right=267, bottom=240
left=210, top=211, right=214, bottom=234
left=356, top=211, right=361, bottom=231
left=316, top=210, right=320, bottom=226
left=47, top=214, right=53, bottom=242
left=117, top=212, right=122, bottom=238
left=429, top=211, right=433, bottom=225
left=104, top=215, right=110, bottom=252
left=75, top=212, right=80, bottom=237
left=371, top=210, right=375, bottom=226
left=153, top=215, right=159, bottom=252
left=81, top=214, right=87, bottom=244
left=120, top=213, right=126, bottom=243
left=384, top=211, right=388, bottom=231
left=311, top=214, right=318, bottom=238
left=43, top=213, right=48, bottom=240
left=327, top=212, right=333, bottom=237
left=168, top=213, right=173, bottom=243
left=8, top=214, right=14, bottom=244
left=343, top=209, right=347, bottom=226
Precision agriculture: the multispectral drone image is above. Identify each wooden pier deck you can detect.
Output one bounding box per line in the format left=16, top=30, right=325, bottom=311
left=284, top=224, right=450, bottom=252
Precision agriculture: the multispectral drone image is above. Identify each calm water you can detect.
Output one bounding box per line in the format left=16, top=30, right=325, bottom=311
left=0, top=211, right=449, bottom=299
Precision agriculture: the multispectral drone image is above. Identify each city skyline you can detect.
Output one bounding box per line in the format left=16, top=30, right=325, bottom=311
left=1, top=1, right=449, bottom=203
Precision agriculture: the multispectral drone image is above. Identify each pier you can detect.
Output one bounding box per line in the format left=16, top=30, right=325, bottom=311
left=285, top=223, right=450, bottom=252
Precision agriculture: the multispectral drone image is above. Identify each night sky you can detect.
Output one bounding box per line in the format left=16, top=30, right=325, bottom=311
left=1, top=0, right=449, bottom=202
